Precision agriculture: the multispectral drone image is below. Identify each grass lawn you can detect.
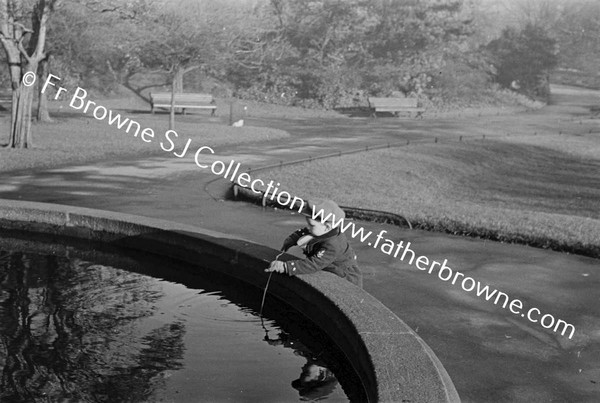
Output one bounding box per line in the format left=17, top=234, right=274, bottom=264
left=2, top=90, right=597, bottom=258
left=0, top=96, right=290, bottom=173
left=266, top=134, right=600, bottom=258
left=0, top=87, right=540, bottom=173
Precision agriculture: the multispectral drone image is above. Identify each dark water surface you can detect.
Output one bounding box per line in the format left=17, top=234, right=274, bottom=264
left=0, top=234, right=364, bottom=402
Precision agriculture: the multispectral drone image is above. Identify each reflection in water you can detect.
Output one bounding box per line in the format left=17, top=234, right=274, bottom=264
left=0, top=242, right=363, bottom=402
left=0, top=251, right=184, bottom=402
left=263, top=329, right=339, bottom=401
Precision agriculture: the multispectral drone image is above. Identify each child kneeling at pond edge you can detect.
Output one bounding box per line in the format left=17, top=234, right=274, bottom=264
left=265, top=199, right=363, bottom=288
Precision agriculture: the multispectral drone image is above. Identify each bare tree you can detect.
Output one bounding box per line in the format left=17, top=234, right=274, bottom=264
left=136, top=4, right=230, bottom=130
left=0, top=0, right=59, bottom=148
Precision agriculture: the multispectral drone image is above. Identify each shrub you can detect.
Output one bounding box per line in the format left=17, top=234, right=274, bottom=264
left=429, top=57, right=492, bottom=105
left=486, top=24, right=558, bottom=100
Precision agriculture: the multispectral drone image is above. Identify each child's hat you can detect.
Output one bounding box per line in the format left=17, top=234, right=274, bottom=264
left=301, top=199, right=345, bottom=222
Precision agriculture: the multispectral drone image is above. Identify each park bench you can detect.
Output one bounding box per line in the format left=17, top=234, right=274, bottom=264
left=368, top=97, right=425, bottom=118
left=150, top=92, right=216, bottom=115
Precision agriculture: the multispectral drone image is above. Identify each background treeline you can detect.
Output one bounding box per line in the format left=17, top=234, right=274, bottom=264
left=2, top=0, right=599, bottom=110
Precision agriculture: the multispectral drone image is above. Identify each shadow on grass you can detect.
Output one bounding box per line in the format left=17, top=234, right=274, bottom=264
left=334, top=106, right=424, bottom=119
left=333, top=106, right=372, bottom=118
left=0, top=161, right=169, bottom=207
left=120, top=108, right=221, bottom=118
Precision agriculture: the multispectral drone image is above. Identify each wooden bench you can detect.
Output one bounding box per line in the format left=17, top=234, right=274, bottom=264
left=368, top=97, right=425, bottom=118
left=150, top=92, right=216, bottom=115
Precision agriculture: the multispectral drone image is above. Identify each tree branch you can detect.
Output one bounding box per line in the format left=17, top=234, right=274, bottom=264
left=17, top=36, right=32, bottom=64
left=182, top=64, right=201, bottom=74
left=13, top=22, right=33, bottom=35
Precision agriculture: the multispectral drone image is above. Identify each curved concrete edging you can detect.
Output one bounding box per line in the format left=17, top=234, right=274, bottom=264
left=0, top=199, right=460, bottom=403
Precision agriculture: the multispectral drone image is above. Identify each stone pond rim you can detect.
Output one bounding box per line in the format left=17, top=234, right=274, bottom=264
left=0, top=198, right=460, bottom=403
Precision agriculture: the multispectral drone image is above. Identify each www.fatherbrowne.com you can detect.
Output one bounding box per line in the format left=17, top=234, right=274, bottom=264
left=310, top=205, right=576, bottom=340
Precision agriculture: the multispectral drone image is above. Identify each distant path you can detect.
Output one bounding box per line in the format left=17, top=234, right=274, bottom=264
left=1, top=85, right=599, bottom=402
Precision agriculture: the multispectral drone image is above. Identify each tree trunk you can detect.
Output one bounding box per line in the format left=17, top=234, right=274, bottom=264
left=4, top=40, right=22, bottom=148
left=10, top=79, right=36, bottom=148
left=169, top=68, right=183, bottom=130
left=174, top=70, right=183, bottom=93
left=169, top=88, right=176, bottom=131
left=168, top=65, right=199, bottom=130
left=37, top=56, right=52, bottom=122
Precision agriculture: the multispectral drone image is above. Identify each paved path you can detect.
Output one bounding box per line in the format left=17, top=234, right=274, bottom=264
left=1, top=85, right=599, bottom=402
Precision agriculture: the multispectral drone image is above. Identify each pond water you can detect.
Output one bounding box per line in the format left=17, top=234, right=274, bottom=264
left=0, top=234, right=366, bottom=402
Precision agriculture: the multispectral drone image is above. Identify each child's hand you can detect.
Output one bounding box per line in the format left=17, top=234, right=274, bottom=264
left=265, top=260, right=286, bottom=273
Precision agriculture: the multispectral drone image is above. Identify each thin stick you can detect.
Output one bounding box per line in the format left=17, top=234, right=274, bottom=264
left=259, top=251, right=284, bottom=319
left=259, top=271, right=273, bottom=319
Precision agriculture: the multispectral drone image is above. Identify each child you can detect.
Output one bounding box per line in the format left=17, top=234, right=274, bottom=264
left=265, top=199, right=363, bottom=288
